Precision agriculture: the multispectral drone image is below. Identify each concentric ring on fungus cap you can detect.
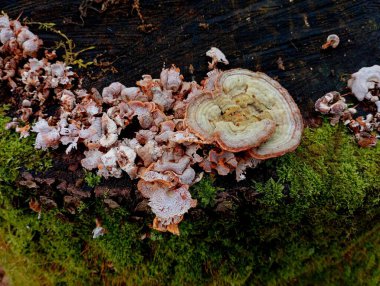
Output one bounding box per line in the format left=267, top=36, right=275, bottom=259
left=185, top=69, right=303, bottom=157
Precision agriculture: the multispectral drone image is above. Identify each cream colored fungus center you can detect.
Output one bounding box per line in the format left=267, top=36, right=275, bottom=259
left=186, top=73, right=280, bottom=152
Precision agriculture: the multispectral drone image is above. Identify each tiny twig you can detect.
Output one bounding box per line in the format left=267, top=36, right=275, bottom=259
left=290, top=40, right=299, bottom=51
left=24, top=19, right=95, bottom=68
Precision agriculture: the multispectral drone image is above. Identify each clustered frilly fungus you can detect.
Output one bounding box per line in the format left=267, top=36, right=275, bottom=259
left=315, top=65, right=380, bottom=147
left=0, top=14, right=303, bottom=234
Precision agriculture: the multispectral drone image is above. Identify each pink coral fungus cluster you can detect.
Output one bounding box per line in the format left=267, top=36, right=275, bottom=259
left=0, top=14, right=303, bottom=234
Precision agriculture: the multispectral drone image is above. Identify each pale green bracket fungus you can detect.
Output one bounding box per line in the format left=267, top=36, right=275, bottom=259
left=185, top=69, right=303, bottom=158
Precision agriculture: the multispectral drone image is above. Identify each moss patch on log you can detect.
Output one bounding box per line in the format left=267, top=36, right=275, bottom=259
left=0, top=106, right=52, bottom=184
left=0, top=108, right=379, bottom=285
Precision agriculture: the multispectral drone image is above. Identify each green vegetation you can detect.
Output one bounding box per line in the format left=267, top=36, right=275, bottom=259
left=84, top=170, right=102, bottom=188
left=192, top=175, right=224, bottom=208
left=276, top=122, right=380, bottom=213
left=23, top=20, right=95, bottom=68
left=0, top=107, right=379, bottom=286
left=0, top=106, right=51, bottom=184
left=253, top=178, right=284, bottom=207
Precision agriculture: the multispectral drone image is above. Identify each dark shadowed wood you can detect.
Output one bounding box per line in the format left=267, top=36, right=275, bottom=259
left=2, top=0, right=380, bottom=190
left=2, top=0, right=380, bottom=115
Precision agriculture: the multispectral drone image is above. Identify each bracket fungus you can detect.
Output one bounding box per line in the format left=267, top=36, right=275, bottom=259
left=0, top=14, right=304, bottom=235
left=185, top=69, right=303, bottom=158
left=185, top=92, right=276, bottom=152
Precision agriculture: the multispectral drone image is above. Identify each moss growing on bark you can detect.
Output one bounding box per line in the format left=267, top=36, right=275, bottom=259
left=277, top=122, right=380, bottom=213
left=0, top=106, right=52, bottom=184
left=84, top=170, right=102, bottom=188
left=192, top=175, right=224, bottom=208
left=0, top=109, right=379, bottom=285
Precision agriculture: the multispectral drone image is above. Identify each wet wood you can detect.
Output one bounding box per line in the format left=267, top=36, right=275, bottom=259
left=1, top=0, right=380, bottom=115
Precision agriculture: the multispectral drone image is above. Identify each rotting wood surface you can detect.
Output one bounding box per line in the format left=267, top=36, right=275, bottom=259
left=2, top=0, right=380, bottom=116
left=1, top=0, right=380, bottom=194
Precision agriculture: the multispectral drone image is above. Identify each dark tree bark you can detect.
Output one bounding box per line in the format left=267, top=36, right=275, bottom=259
left=2, top=0, right=380, bottom=116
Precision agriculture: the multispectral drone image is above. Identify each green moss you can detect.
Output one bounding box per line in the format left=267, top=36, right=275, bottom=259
left=1, top=196, right=378, bottom=285
left=0, top=195, right=96, bottom=285
left=276, top=123, right=380, bottom=213
left=253, top=178, right=284, bottom=207
left=84, top=170, right=102, bottom=188
left=0, top=238, right=54, bottom=286
left=0, top=106, right=52, bottom=184
left=0, top=114, right=379, bottom=285
left=296, top=223, right=380, bottom=286
left=191, top=175, right=224, bottom=208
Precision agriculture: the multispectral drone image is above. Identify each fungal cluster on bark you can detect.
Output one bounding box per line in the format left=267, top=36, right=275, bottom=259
left=0, top=14, right=303, bottom=234
left=315, top=65, right=380, bottom=147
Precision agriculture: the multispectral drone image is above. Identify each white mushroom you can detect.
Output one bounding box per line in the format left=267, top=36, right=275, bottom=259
left=160, top=64, right=183, bottom=92
left=116, top=145, right=138, bottom=178
left=99, top=113, right=118, bottom=147
left=32, top=119, right=60, bottom=150
left=81, top=150, right=104, bottom=170
left=348, top=65, right=380, bottom=112
left=206, top=47, right=229, bottom=69
left=322, top=34, right=340, bottom=49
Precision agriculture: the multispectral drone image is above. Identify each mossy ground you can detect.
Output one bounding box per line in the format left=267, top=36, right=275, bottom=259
left=0, top=106, right=52, bottom=184
left=0, top=108, right=379, bottom=285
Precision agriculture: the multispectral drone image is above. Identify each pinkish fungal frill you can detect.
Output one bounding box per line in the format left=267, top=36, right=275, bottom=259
left=348, top=65, right=380, bottom=112
left=322, top=34, right=340, bottom=49
left=315, top=65, right=380, bottom=147
left=206, top=47, right=229, bottom=69
left=0, top=13, right=304, bottom=234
